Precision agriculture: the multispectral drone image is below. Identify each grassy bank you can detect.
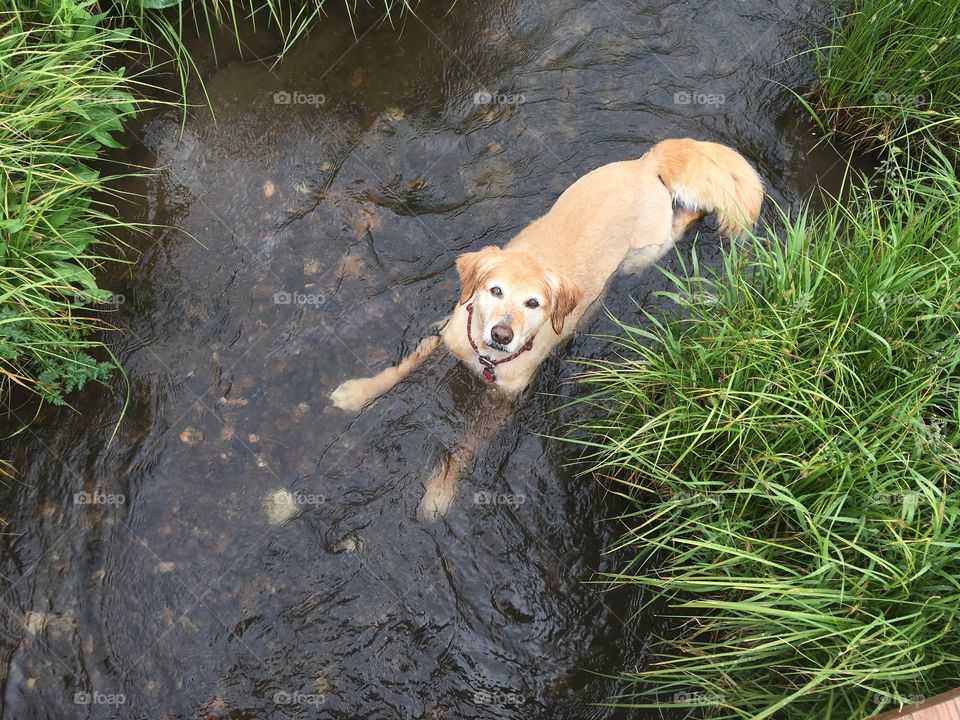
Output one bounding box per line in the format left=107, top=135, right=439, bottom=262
left=814, top=0, right=960, bottom=158
left=571, top=160, right=960, bottom=718
left=0, top=4, right=140, bottom=407
left=571, top=3, right=960, bottom=718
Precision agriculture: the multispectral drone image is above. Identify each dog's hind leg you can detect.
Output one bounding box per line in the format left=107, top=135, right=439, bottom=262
left=417, top=393, right=512, bottom=521
left=672, top=206, right=705, bottom=240
left=330, top=333, right=442, bottom=412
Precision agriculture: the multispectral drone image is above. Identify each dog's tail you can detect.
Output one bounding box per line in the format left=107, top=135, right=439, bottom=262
left=648, top=138, right=764, bottom=237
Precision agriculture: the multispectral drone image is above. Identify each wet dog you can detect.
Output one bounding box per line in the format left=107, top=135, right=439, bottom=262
left=331, top=138, right=764, bottom=519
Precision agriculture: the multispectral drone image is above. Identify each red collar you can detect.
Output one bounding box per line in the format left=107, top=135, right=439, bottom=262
left=465, top=302, right=535, bottom=383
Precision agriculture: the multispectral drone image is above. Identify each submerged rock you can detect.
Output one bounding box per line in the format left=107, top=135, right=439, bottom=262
left=264, top=489, right=300, bottom=525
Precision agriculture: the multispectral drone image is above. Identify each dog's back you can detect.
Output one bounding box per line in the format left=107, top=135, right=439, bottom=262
left=506, top=138, right=763, bottom=318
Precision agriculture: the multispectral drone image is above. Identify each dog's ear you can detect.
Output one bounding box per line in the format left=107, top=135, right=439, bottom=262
left=546, top=271, right=583, bottom=335
left=456, top=246, right=501, bottom=305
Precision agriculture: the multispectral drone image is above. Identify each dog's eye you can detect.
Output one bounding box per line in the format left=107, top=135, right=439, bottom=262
left=525, top=299, right=540, bottom=309
left=490, top=286, right=503, bottom=298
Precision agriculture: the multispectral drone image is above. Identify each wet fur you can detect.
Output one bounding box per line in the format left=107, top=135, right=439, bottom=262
left=330, top=138, right=764, bottom=519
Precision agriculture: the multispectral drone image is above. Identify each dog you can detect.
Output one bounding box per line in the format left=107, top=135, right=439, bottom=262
left=331, top=138, right=764, bottom=519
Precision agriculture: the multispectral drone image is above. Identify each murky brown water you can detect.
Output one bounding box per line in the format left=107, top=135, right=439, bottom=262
left=0, top=1, right=849, bottom=718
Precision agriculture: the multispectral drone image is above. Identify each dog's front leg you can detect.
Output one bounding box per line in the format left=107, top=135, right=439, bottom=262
left=418, top=392, right=513, bottom=521
left=330, top=334, right=441, bottom=412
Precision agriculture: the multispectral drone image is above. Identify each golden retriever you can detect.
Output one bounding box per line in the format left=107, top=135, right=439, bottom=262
left=331, top=138, right=764, bottom=519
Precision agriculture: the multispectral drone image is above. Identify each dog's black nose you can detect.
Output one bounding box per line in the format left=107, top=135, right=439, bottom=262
left=491, top=324, right=514, bottom=345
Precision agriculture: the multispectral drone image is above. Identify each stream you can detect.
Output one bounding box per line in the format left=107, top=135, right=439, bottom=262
left=0, top=1, right=848, bottom=718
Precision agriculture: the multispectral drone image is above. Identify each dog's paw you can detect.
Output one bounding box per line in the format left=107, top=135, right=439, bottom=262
left=417, top=483, right=455, bottom=521
left=417, top=460, right=457, bottom=521
left=330, top=378, right=372, bottom=412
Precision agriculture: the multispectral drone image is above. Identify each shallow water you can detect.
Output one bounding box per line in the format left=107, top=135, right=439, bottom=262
left=1, top=1, right=850, bottom=718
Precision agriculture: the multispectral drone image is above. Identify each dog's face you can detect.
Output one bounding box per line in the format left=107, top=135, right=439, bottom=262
left=456, top=246, right=582, bottom=354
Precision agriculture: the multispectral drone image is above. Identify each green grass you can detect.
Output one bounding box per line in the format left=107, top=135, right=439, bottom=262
left=813, top=0, right=960, bottom=157
left=568, top=156, right=960, bottom=719
left=0, top=3, right=144, bottom=407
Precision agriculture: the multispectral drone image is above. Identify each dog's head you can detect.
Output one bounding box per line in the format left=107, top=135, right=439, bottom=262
left=456, top=245, right=582, bottom=354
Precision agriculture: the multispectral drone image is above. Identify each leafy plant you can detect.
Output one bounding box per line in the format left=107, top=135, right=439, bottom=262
left=0, top=1, right=142, bottom=407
